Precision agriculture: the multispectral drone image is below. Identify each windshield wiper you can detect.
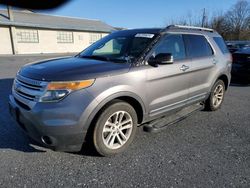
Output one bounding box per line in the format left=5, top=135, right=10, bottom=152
left=108, top=58, right=128, bottom=63
left=109, top=56, right=135, bottom=64
left=79, top=55, right=134, bottom=64
left=79, top=55, right=110, bottom=61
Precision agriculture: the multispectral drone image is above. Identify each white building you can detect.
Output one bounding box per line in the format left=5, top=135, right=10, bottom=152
left=0, top=10, right=115, bottom=55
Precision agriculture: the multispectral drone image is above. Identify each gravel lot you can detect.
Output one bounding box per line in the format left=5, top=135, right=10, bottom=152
left=0, top=55, right=250, bottom=187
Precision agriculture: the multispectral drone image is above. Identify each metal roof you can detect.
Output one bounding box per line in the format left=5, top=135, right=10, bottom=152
left=0, top=10, right=115, bottom=33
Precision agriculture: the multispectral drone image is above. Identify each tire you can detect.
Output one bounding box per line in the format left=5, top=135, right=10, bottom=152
left=205, top=80, right=225, bottom=111
left=93, top=100, right=137, bottom=156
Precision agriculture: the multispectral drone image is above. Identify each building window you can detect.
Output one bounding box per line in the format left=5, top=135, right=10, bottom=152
left=57, top=31, right=74, bottom=43
left=78, top=35, right=84, bottom=41
left=16, top=29, right=39, bottom=43
left=90, top=33, right=102, bottom=44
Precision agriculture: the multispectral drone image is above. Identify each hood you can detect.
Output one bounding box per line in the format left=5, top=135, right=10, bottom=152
left=18, top=57, right=130, bottom=81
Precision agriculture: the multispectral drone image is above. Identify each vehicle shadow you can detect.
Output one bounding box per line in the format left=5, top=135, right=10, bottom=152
left=70, top=143, right=101, bottom=157
left=0, top=78, right=45, bottom=153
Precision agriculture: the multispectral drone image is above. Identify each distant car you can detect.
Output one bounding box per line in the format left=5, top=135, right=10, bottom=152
left=226, top=41, right=250, bottom=53
left=231, top=47, right=250, bottom=83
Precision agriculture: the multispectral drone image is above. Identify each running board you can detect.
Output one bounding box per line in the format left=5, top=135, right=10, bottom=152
left=143, top=103, right=204, bottom=133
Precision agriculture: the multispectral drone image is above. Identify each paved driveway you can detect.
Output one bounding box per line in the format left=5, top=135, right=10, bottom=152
left=0, top=55, right=250, bottom=187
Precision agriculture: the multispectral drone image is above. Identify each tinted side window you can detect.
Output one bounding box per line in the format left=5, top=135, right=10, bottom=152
left=153, top=34, right=186, bottom=61
left=213, top=37, right=229, bottom=54
left=183, top=34, right=213, bottom=58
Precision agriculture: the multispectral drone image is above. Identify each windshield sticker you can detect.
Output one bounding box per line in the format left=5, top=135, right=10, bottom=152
left=135, top=33, right=155, bottom=38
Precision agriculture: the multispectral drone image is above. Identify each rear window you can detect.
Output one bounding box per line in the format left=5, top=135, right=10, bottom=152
left=183, top=34, right=214, bottom=58
left=213, top=37, right=229, bottom=54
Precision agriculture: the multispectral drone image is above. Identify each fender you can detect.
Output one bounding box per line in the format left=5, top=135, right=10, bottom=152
left=210, top=73, right=230, bottom=92
left=80, top=91, right=147, bottom=134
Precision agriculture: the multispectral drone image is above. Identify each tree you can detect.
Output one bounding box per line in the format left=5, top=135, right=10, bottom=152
left=166, top=10, right=205, bottom=27
left=165, top=0, right=250, bottom=40
left=224, top=0, right=250, bottom=40
left=210, top=13, right=227, bottom=38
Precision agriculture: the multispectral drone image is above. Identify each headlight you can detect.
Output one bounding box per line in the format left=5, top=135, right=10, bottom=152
left=39, top=90, right=70, bottom=102
left=40, top=79, right=95, bottom=102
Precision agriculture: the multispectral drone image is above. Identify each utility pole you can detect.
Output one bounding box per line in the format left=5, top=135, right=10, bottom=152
left=7, top=6, right=14, bottom=21
left=201, top=8, right=206, bottom=27
left=7, top=6, right=17, bottom=55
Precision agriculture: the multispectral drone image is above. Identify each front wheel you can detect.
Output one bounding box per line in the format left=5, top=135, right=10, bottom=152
left=93, top=101, right=137, bottom=156
left=205, top=80, right=225, bottom=111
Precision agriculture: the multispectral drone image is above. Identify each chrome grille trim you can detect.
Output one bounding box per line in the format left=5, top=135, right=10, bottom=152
left=14, top=79, right=45, bottom=97
left=12, top=91, right=36, bottom=109
left=15, top=90, right=35, bottom=101
left=16, top=79, right=42, bottom=90
left=13, top=74, right=48, bottom=108
left=16, top=74, right=46, bottom=87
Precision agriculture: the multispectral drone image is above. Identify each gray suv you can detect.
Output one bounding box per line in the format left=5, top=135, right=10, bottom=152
left=9, top=25, right=232, bottom=156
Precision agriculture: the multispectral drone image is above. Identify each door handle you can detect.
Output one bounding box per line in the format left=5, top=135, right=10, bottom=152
left=180, top=65, right=189, bottom=71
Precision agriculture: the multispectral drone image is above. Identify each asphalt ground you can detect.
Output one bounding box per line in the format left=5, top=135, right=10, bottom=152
left=0, top=54, right=250, bottom=187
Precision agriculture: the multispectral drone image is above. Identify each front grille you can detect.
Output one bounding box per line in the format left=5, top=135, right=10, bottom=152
left=14, top=98, right=31, bottom=111
left=13, top=74, right=47, bottom=107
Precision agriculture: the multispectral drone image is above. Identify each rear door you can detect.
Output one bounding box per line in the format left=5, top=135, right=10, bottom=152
left=183, top=34, right=216, bottom=104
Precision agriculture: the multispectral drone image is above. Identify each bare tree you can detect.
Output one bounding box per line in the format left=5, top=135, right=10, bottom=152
left=224, top=0, right=250, bottom=40
left=167, top=10, right=205, bottom=27
left=165, top=0, right=250, bottom=40
left=209, top=12, right=228, bottom=39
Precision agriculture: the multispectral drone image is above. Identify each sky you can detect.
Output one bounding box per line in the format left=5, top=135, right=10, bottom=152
left=1, top=0, right=239, bottom=28
left=41, top=0, right=238, bottom=28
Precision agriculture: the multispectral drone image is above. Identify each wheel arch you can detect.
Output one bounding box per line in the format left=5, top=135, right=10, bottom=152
left=83, top=92, right=146, bottom=142
left=217, top=74, right=229, bottom=90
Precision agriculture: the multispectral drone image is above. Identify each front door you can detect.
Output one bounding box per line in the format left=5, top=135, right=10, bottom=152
left=145, top=34, right=190, bottom=117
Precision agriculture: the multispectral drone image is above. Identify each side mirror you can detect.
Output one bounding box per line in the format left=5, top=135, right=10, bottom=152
left=148, top=53, right=174, bottom=67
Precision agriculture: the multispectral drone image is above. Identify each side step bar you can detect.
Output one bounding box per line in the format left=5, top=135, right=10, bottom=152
left=143, top=103, right=204, bottom=133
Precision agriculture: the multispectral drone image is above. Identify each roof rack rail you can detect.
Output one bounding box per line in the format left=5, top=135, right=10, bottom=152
left=163, top=25, right=214, bottom=32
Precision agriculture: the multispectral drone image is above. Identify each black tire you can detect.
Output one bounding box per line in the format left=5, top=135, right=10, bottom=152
left=93, top=100, right=137, bottom=156
left=205, top=80, right=225, bottom=111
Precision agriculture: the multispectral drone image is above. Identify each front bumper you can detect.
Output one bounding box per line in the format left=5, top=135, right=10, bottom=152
left=8, top=89, right=96, bottom=152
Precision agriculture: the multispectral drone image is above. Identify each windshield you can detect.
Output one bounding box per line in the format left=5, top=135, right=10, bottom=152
left=78, top=32, right=157, bottom=63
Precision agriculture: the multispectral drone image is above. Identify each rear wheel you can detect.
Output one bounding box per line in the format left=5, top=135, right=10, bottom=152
left=205, top=80, right=225, bottom=111
left=93, top=101, right=137, bottom=156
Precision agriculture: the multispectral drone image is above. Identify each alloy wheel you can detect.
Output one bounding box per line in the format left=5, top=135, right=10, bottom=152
left=212, top=84, right=224, bottom=108
left=102, top=111, right=133, bottom=150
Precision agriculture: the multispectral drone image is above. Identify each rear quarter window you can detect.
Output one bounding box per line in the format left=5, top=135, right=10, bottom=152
left=183, top=34, right=214, bottom=58
left=213, top=37, right=230, bottom=54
